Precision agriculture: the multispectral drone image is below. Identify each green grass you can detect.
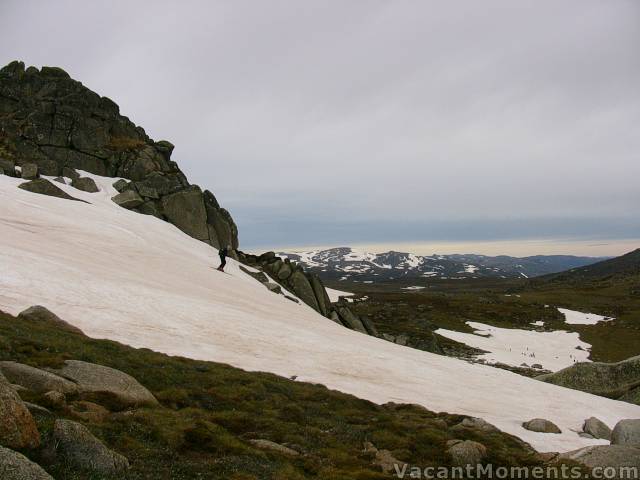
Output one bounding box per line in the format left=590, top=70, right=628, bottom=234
left=0, top=309, right=544, bottom=479
left=336, top=272, right=640, bottom=365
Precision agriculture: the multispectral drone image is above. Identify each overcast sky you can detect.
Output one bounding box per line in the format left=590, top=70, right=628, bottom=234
left=2, top=0, right=639, bottom=255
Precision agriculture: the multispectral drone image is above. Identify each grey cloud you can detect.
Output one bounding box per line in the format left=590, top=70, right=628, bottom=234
left=1, top=0, right=638, bottom=249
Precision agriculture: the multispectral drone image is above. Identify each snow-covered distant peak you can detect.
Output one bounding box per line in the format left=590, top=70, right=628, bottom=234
left=274, top=247, right=603, bottom=283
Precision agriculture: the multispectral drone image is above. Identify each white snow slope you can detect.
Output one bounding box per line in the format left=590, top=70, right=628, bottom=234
left=558, top=308, right=614, bottom=325
left=1, top=173, right=639, bottom=453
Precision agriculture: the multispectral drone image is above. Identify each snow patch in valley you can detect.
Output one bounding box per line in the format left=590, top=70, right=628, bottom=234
left=531, top=321, right=544, bottom=327
left=402, top=286, right=426, bottom=290
left=558, top=308, right=614, bottom=325
left=1, top=173, right=638, bottom=453
left=435, top=321, right=591, bottom=372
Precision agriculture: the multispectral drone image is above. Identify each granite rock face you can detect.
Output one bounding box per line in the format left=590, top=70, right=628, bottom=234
left=1, top=61, right=365, bottom=334
left=0, top=60, right=238, bottom=251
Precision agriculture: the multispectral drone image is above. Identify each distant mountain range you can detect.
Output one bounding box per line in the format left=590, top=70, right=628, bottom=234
left=534, top=248, right=640, bottom=284
left=276, top=247, right=607, bottom=282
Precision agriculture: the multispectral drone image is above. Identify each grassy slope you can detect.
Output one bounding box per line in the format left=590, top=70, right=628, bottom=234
left=336, top=268, right=640, bottom=364
left=0, top=310, right=544, bottom=479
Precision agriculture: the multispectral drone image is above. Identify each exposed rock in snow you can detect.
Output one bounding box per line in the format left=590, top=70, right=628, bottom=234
left=583, top=417, right=612, bottom=440
left=18, top=305, right=84, bottom=335
left=611, top=419, right=640, bottom=446
left=522, top=418, right=562, bottom=434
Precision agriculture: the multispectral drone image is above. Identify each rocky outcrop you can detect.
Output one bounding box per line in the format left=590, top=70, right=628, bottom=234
left=0, top=373, right=40, bottom=449
left=237, top=250, right=372, bottom=336
left=0, top=446, right=53, bottom=480
left=0, top=362, right=78, bottom=395
left=70, top=176, right=98, bottom=193
left=536, top=355, right=640, bottom=405
left=18, top=305, right=84, bottom=335
left=48, top=360, right=158, bottom=410
left=336, top=305, right=368, bottom=334
left=2, top=61, right=368, bottom=338
left=18, top=178, right=85, bottom=202
left=288, top=271, right=319, bottom=311
left=0, top=61, right=238, bottom=251
left=522, top=418, right=561, bottom=434
left=51, top=419, right=129, bottom=474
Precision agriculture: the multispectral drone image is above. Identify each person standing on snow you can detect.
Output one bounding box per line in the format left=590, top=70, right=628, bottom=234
left=217, top=245, right=230, bottom=272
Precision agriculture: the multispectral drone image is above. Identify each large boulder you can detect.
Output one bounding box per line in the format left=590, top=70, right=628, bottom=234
left=20, top=163, right=38, bottom=180
left=536, top=355, right=640, bottom=404
left=0, top=158, right=16, bottom=176
left=583, top=417, right=612, bottom=440
left=0, top=373, right=40, bottom=449
left=359, top=315, right=379, bottom=337
left=71, top=176, right=99, bottom=193
left=451, top=417, right=499, bottom=434
left=277, top=263, right=292, bottom=280
left=203, top=190, right=238, bottom=249
left=18, top=305, right=84, bottom=335
left=611, top=419, right=640, bottom=446
left=560, top=445, right=640, bottom=477
left=62, top=166, right=80, bottom=180
left=288, top=271, right=319, bottom=311
left=18, top=179, right=85, bottom=202
left=161, top=186, right=209, bottom=241
left=522, top=418, right=561, bottom=434
left=0, top=362, right=78, bottom=395
left=336, top=306, right=368, bottom=334
left=446, top=439, right=487, bottom=467
left=112, top=178, right=129, bottom=192
left=111, top=190, right=144, bottom=209
left=0, top=446, right=53, bottom=479
left=52, top=419, right=129, bottom=475
left=48, top=360, right=158, bottom=410
left=309, top=275, right=330, bottom=316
